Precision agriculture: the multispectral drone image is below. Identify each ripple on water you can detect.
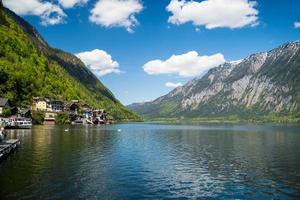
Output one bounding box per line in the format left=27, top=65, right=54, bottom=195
left=0, top=123, right=300, bottom=199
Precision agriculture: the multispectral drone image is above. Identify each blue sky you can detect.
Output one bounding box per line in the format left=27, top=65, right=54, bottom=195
left=3, top=0, right=300, bottom=105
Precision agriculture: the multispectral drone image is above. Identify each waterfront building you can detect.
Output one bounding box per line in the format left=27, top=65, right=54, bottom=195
left=92, top=109, right=107, bottom=124
left=18, top=108, right=31, bottom=118
left=31, top=97, right=52, bottom=111
left=81, top=103, right=92, bottom=111
left=65, top=101, right=80, bottom=114
left=44, top=112, right=57, bottom=125
left=50, top=100, right=64, bottom=112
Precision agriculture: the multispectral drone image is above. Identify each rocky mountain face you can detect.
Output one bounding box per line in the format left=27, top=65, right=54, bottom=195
left=0, top=5, right=140, bottom=120
left=129, top=41, right=300, bottom=119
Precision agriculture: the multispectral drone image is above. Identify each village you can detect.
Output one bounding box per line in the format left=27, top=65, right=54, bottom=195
left=0, top=97, right=113, bottom=129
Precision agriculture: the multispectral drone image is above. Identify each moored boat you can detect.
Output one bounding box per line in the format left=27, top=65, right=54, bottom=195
left=5, top=118, right=32, bottom=129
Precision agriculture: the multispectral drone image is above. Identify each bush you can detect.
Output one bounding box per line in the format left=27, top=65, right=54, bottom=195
left=2, top=108, right=11, bottom=117
left=32, top=111, right=44, bottom=125
left=55, top=112, right=70, bottom=125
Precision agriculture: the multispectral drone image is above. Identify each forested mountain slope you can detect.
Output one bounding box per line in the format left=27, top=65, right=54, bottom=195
left=0, top=3, right=140, bottom=120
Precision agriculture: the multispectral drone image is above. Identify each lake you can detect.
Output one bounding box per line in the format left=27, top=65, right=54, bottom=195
left=0, top=123, right=300, bottom=199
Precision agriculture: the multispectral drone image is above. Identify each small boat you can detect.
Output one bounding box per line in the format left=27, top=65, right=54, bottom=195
left=5, top=118, right=32, bottom=129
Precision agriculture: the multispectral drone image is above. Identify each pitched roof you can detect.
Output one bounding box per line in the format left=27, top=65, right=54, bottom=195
left=65, top=101, right=79, bottom=108
left=0, top=98, right=9, bottom=107
left=19, top=108, right=30, bottom=114
left=50, top=100, right=64, bottom=104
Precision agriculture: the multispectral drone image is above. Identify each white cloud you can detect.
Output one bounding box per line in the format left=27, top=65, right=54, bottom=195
left=165, top=82, right=183, bottom=88
left=89, top=0, right=143, bottom=32
left=166, top=0, right=259, bottom=29
left=143, top=51, right=225, bottom=77
left=294, top=21, right=300, bottom=29
left=58, top=0, right=88, bottom=8
left=76, top=49, right=121, bottom=76
left=3, top=0, right=66, bottom=26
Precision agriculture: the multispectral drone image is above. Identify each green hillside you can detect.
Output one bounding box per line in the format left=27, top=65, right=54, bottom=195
left=0, top=5, right=140, bottom=121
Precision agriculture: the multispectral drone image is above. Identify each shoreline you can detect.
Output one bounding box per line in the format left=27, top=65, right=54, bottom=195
left=138, top=116, right=300, bottom=124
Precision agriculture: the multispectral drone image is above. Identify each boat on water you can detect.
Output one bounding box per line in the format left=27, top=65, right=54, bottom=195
left=5, top=118, right=32, bottom=129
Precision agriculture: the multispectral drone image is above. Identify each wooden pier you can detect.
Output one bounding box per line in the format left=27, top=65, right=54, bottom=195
left=0, top=139, right=20, bottom=160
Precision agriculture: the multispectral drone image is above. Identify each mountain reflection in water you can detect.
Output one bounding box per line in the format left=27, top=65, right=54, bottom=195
left=0, top=124, right=299, bottom=199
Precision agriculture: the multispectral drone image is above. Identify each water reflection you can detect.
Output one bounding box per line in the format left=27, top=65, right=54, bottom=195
left=0, top=124, right=300, bottom=199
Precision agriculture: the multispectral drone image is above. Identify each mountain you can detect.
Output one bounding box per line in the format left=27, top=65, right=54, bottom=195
left=129, top=41, right=300, bottom=121
left=127, top=102, right=150, bottom=110
left=0, top=3, right=140, bottom=121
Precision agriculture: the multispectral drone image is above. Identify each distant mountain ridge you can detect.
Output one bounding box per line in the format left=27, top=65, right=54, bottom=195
left=0, top=4, right=140, bottom=120
left=129, top=41, right=300, bottom=120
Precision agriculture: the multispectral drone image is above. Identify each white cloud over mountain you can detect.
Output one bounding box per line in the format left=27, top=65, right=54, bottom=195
left=89, top=0, right=143, bottom=32
left=58, top=0, right=88, bottom=8
left=294, top=21, right=300, bottom=29
left=166, top=0, right=259, bottom=29
left=143, top=51, right=225, bottom=77
left=3, top=0, right=66, bottom=25
left=165, top=82, right=183, bottom=88
left=76, top=49, right=121, bottom=76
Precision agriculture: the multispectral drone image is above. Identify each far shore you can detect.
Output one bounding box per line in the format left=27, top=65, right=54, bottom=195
left=138, top=115, right=300, bottom=124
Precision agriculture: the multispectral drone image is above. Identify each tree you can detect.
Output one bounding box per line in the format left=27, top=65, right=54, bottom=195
left=32, top=111, right=45, bottom=125
left=2, top=108, right=11, bottom=117
left=55, top=112, right=70, bottom=125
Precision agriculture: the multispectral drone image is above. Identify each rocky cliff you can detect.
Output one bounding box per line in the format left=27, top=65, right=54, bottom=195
left=129, top=41, right=300, bottom=120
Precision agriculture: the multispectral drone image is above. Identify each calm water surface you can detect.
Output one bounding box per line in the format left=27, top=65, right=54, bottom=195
left=0, top=123, right=300, bottom=199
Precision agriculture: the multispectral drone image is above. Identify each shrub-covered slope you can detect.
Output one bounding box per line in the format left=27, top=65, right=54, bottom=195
left=0, top=5, right=140, bottom=121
